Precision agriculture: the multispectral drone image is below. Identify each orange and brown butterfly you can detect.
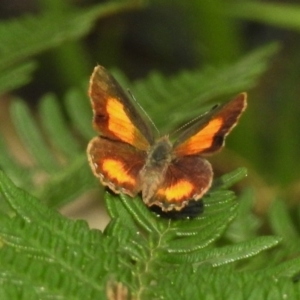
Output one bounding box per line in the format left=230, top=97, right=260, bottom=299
left=87, top=65, right=247, bottom=212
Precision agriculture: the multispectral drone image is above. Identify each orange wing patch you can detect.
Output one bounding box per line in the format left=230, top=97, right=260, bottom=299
left=105, top=97, right=149, bottom=149
left=102, top=158, right=136, bottom=186
left=157, top=180, right=194, bottom=202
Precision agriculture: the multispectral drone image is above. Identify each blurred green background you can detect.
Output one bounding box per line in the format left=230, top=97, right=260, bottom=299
left=1, top=0, right=300, bottom=219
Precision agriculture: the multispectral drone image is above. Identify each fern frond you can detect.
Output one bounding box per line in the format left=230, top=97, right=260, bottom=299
left=105, top=169, right=279, bottom=278
left=266, top=256, right=300, bottom=278
left=0, top=171, right=113, bottom=299
left=0, top=168, right=299, bottom=299
left=10, top=99, right=60, bottom=174
left=0, top=62, right=36, bottom=95
left=64, top=87, right=93, bottom=140
left=230, top=2, right=300, bottom=31
left=37, top=156, right=95, bottom=208
left=151, top=264, right=300, bottom=300
left=0, top=2, right=141, bottom=70
left=0, top=138, right=33, bottom=191
left=225, top=188, right=262, bottom=242
left=0, top=0, right=144, bottom=94
left=2, top=86, right=96, bottom=209
left=268, top=198, right=300, bottom=245
left=39, top=93, right=82, bottom=160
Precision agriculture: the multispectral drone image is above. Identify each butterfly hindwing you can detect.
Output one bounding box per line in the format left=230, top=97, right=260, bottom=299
left=88, top=137, right=146, bottom=196
left=148, top=156, right=213, bottom=211
left=89, top=66, right=154, bottom=150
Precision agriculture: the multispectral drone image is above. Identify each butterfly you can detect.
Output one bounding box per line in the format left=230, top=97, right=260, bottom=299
left=87, top=65, right=247, bottom=212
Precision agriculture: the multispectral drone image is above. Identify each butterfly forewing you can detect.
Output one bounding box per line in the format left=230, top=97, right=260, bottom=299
left=89, top=66, right=154, bottom=150
left=174, top=93, right=247, bottom=156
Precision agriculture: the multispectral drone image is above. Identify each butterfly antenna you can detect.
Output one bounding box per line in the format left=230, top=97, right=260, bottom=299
left=127, top=89, right=160, bottom=135
left=170, top=103, right=219, bottom=136
left=170, top=115, right=202, bottom=136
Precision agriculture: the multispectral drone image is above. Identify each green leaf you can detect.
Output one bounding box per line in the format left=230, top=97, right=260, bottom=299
left=164, top=207, right=237, bottom=253
left=0, top=1, right=143, bottom=70
left=160, top=236, right=281, bottom=265
left=0, top=170, right=60, bottom=222
left=37, top=155, right=96, bottom=208
left=212, top=167, right=247, bottom=190
left=268, top=198, right=299, bottom=242
left=0, top=137, right=34, bottom=191
left=64, top=87, right=93, bottom=140
left=10, top=100, right=60, bottom=174
left=230, top=2, right=300, bottom=31
left=0, top=169, right=298, bottom=299
left=5, top=85, right=97, bottom=208
left=225, top=188, right=262, bottom=242
left=152, top=264, right=300, bottom=300
left=0, top=62, right=37, bottom=95
left=39, top=93, right=82, bottom=160
left=267, top=198, right=300, bottom=259
left=0, top=171, right=114, bottom=299
left=0, top=1, right=145, bottom=93
left=266, top=256, right=300, bottom=278
left=105, top=192, right=155, bottom=235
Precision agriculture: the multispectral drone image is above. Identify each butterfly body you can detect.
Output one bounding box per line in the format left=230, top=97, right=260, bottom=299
left=139, top=136, right=173, bottom=204
left=87, top=65, right=247, bottom=212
